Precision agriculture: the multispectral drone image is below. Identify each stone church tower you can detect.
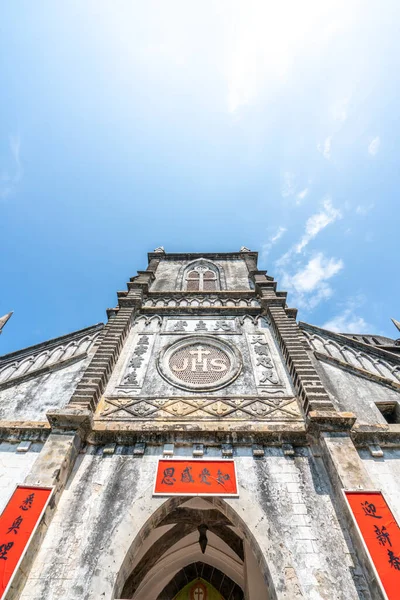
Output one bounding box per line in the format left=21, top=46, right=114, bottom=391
left=1, top=248, right=400, bottom=600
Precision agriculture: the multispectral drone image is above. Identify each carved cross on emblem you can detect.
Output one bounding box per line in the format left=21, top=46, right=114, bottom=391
left=159, top=336, right=241, bottom=391
left=171, top=345, right=227, bottom=373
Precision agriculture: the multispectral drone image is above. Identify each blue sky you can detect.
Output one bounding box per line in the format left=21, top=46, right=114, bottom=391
left=1, top=1, right=399, bottom=354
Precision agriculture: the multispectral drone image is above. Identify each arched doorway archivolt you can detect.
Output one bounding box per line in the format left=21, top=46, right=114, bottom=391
left=158, top=563, right=244, bottom=600
left=113, top=496, right=274, bottom=600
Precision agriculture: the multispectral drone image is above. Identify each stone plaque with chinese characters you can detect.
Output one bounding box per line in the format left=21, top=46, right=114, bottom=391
left=153, top=459, right=238, bottom=496
left=162, top=317, right=239, bottom=335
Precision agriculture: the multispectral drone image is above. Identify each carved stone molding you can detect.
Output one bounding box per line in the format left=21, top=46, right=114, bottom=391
left=143, top=296, right=260, bottom=308
left=97, top=395, right=301, bottom=421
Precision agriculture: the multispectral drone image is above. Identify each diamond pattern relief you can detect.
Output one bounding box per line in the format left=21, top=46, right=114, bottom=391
left=98, top=396, right=302, bottom=420
left=203, top=401, right=234, bottom=417
left=162, top=401, right=199, bottom=417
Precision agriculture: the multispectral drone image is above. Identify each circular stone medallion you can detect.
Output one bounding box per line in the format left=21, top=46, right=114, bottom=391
left=157, top=335, right=242, bottom=392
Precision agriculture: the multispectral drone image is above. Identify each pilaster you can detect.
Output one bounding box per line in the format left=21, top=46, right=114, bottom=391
left=319, top=433, right=385, bottom=599
left=5, top=432, right=82, bottom=600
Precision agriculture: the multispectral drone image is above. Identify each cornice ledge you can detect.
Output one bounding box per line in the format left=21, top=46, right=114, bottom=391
left=147, top=251, right=259, bottom=262
left=145, top=290, right=256, bottom=297
left=142, top=306, right=260, bottom=314
left=351, top=423, right=400, bottom=447
left=118, top=296, right=143, bottom=308
left=87, top=421, right=307, bottom=445
left=46, top=408, right=93, bottom=435
left=0, top=420, right=50, bottom=443
left=306, top=410, right=356, bottom=434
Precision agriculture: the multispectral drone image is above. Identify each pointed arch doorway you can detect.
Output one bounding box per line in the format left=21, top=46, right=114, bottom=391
left=159, top=564, right=243, bottom=599
left=114, top=496, right=272, bottom=600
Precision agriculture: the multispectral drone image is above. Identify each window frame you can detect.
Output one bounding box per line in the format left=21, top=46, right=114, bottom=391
left=185, top=267, right=218, bottom=291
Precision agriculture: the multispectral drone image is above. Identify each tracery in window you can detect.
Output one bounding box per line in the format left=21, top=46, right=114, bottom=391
left=184, top=263, right=220, bottom=291
left=187, top=270, right=200, bottom=291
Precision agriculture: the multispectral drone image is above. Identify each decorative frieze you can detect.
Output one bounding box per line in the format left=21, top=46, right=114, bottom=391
left=143, top=296, right=260, bottom=308
left=97, top=395, right=301, bottom=421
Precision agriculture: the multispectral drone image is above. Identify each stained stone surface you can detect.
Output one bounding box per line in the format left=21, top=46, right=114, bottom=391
left=103, top=317, right=294, bottom=403
left=0, top=358, right=91, bottom=421
left=150, top=258, right=251, bottom=292
left=0, top=444, right=40, bottom=512
left=18, top=449, right=370, bottom=600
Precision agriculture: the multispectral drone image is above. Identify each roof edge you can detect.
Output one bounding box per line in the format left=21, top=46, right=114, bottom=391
left=0, top=323, right=104, bottom=363
left=147, top=251, right=258, bottom=262
left=299, top=321, right=400, bottom=364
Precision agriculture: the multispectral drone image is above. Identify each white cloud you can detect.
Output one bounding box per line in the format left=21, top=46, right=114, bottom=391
left=0, top=135, right=23, bottom=200
left=296, top=188, right=309, bottom=204
left=262, top=226, right=287, bottom=259
left=356, top=203, right=374, bottom=216
left=368, top=136, right=380, bottom=156
left=323, top=310, right=369, bottom=333
left=280, top=252, right=344, bottom=310
left=292, top=254, right=343, bottom=292
left=276, top=198, right=342, bottom=267
left=294, top=197, right=342, bottom=254
left=322, top=296, right=372, bottom=333
left=281, top=174, right=310, bottom=204
left=318, top=136, right=332, bottom=159
left=281, top=171, right=295, bottom=198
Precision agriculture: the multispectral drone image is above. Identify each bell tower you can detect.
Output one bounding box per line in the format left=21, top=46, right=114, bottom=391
left=62, top=246, right=344, bottom=438
left=78, top=247, right=316, bottom=434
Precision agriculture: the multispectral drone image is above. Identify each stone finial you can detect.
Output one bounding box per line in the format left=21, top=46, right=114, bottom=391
left=392, top=318, right=400, bottom=345
left=391, top=318, right=400, bottom=333
left=0, top=311, right=13, bottom=335
left=240, top=246, right=251, bottom=252
left=153, top=246, right=165, bottom=253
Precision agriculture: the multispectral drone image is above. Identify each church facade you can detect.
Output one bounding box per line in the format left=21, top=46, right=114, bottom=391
left=1, top=247, right=400, bottom=600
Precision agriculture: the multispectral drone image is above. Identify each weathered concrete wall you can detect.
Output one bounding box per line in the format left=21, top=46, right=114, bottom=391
left=313, top=358, right=400, bottom=424
left=0, top=443, right=41, bottom=512
left=104, top=317, right=294, bottom=400
left=359, top=448, right=400, bottom=523
left=0, top=358, right=90, bottom=421
left=19, top=447, right=368, bottom=600
left=150, top=259, right=251, bottom=292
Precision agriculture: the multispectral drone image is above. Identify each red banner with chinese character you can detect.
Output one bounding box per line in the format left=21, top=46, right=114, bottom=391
left=154, top=460, right=238, bottom=496
left=345, top=491, right=400, bottom=599
left=0, top=486, right=52, bottom=598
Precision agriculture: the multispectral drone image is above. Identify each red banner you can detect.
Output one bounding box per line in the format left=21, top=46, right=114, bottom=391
left=345, top=491, right=400, bottom=599
left=154, top=460, right=238, bottom=496
left=0, top=486, right=52, bottom=598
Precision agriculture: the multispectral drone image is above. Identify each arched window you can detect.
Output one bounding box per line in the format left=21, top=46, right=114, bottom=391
left=185, top=266, right=218, bottom=291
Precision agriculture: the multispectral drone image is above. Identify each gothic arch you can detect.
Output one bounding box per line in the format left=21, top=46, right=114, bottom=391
left=113, top=496, right=273, bottom=600
left=177, top=259, right=226, bottom=291
left=157, top=563, right=243, bottom=600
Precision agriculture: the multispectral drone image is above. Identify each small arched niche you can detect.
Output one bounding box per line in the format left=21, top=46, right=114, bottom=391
left=114, top=496, right=272, bottom=600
